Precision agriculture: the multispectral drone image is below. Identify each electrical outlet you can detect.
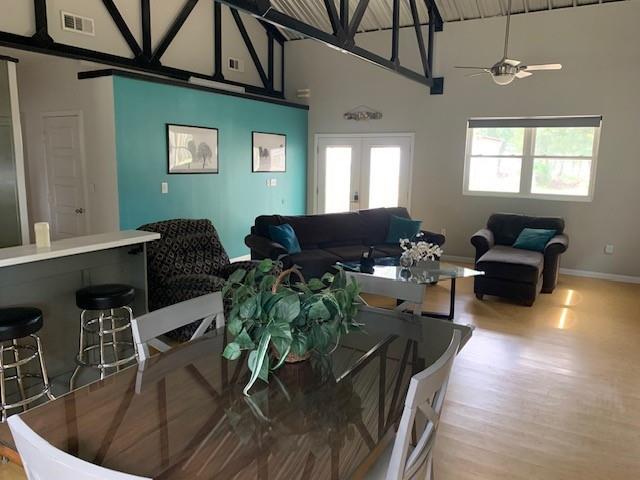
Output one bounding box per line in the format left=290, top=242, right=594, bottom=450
left=161, top=182, right=169, bottom=194
left=270, top=178, right=277, bottom=187
left=605, top=244, right=614, bottom=255
left=441, top=228, right=447, bottom=236
left=266, top=179, right=271, bottom=187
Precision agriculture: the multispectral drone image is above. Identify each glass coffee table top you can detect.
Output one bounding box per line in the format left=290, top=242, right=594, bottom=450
left=337, top=257, right=483, bottom=284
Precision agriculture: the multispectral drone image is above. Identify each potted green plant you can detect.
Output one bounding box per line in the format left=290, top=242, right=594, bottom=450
left=221, top=259, right=362, bottom=395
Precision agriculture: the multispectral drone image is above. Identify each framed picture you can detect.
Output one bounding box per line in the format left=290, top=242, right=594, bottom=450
left=167, top=124, right=218, bottom=174
left=252, top=132, right=286, bottom=172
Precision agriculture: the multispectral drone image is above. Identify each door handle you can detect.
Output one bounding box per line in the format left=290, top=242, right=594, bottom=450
left=75, top=208, right=85, bottom=214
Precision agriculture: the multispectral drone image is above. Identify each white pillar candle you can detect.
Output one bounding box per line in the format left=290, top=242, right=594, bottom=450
left=34, top=222, right=51, bottom=248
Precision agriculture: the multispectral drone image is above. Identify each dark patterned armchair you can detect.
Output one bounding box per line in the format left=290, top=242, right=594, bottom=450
left=138, top=219, right=262, bottom=341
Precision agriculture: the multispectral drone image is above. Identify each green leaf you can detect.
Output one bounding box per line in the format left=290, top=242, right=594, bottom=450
left=228, top=268, right=247, bottom=284
left=239, top=296, right=257, bottom=319
left=244, top=332, right=271, bottom=395
left=235, top=329, right=255, bottom=349
left=332, top=268, right=347, bottom=289
left=271, top=335, right=291, bottom=357
left=268, top=321, right=292, bottom=341
left=272, top=344, right=291, bottom=370
left=275, top=294, right=301, bottom=323
left=227, top=315, right=243, bottom=336
left=259, top=275, right=276, bottom=292
left=307, top=278, right=325, bottom=291
left=310, top=324, right=330, bottom=350
left=258, top=258, right=274, bottom=273
left=321, top=272, right=335, bottom=284
left=222, top=342, right=241, bottom=360
left=290, top=333, right=308, bottom=356
left=308, top=300, right=331, bottom=322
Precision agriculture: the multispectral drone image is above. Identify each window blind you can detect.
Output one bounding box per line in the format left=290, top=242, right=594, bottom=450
left=468, top=116, right=602, bottom=129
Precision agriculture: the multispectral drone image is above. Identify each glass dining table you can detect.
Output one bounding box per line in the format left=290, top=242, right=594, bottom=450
left=11, top=306, right=472, bottom=479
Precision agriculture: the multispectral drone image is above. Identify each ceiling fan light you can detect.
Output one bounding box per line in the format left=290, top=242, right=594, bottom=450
left=492, top=73, right=515, bottom=85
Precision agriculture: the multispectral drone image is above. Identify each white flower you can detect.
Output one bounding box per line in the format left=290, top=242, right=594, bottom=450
left=399, top=239, right=443, bottom=262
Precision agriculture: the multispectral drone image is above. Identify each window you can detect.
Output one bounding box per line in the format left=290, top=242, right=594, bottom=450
left=464, top=116, right=601, bottom=201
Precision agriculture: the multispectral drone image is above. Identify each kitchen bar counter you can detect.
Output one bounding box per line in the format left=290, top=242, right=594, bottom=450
left=0, top=230, right=159, bottom=267
left=0, top=230, right=160, bottom=391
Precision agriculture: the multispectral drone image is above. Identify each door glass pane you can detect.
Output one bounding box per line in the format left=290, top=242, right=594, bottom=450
left=324, top=146, right=352, bottom=214
left=531, top=158, right=592, bottom=196
left=471, top=128, right=524, bottom=156
left=369, top=147, right=400, bottom=209
left=468, top=157, right=522, bottom=193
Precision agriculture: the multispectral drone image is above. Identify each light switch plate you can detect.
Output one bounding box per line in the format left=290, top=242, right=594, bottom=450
left=270, top=178, right=277, bottom=187
left=161, top=182, right=169, bottom=194
left=605, top=244, right=614, bottom=255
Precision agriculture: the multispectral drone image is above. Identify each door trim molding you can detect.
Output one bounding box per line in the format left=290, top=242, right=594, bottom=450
left=41, top=110, right=90, bottom=238
left=313, top=133, right=415, bottom=215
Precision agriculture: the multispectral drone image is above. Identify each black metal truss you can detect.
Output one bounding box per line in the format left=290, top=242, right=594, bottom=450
left=216, top=0, right=444, bottom=94
left=0, top=0, right=285, bottom=98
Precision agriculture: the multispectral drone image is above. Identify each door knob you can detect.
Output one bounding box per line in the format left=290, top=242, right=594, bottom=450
left=75, top=208, right=85, bottom=214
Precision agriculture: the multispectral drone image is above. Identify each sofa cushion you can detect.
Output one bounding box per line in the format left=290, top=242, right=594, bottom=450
left=374, top=244, right=403, bottom=257
left=487, top=213, right=565, bottom=246
left=477, top=245, right=544, bottom=284
left=287, top=249, right=342, bottom=279
left=385, top=215, right=422, bottom=244
left=268, top=224, right=301, bottom=254
left=358, top=207, right=411, bottom=244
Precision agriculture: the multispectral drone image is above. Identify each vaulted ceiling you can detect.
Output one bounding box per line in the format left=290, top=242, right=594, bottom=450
left=271, top=0, right=626, bottom=40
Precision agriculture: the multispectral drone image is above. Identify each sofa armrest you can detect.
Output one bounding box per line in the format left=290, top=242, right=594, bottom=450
left=245, top=234, right=288, bottom=260
left=545, top=234, right=569, bottom=256
left=470, top=229, right=495, bottom=261
left=420, top=230, right=445, bottom=247
left=542, top=234, right=569, bottom=294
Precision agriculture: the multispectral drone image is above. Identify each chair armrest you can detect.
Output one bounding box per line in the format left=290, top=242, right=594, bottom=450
left=245, top=234, right=288, bottom=260
left=545, top=234, right=569, bottom=256
left=420, top=230, right=445, bottom=247
left=470, top=229, right=495, bottom=261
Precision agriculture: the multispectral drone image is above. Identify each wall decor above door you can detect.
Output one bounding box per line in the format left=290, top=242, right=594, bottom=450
left=167, top=124, right=219, bottom=174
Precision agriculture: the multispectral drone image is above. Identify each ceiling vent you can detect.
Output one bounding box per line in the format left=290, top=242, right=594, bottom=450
left=61, top=11, right=95, bottom=36
left=227, top=57, right=244, bottom=73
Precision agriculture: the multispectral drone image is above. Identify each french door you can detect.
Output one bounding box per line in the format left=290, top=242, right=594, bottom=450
left=316, top=134, right=413, bottom=214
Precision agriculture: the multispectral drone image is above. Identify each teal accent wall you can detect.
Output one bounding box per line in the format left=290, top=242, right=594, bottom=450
left=113, top=76, right=307, bottom=258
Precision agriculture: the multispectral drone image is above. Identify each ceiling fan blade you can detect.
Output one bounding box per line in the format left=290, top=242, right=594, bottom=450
left=515, top=71, right=532, bottom=79
left=523, top=63, right=562, bottom=71
left=504, top=58, right=521, bottom=66
left=455, top=66, right=492, bottom=70
left=467, top=72, right=490, bottom=78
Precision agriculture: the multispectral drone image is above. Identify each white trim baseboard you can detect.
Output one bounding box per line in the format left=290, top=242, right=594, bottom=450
left=441, top=255, right=640, bottom=285
left=230, top=254, right=251, bottom=262
left=558, top=268, right=640, bottom=285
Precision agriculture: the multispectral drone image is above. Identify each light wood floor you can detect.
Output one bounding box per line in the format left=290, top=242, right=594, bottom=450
left=2, top=272, right=639, bottom=479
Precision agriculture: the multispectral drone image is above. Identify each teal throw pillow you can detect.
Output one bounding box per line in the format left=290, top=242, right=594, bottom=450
left=512, top=228, right=556, bottom=252
left=268, top=224, right=301, bottom=254
left=385, top=215, right=422, bottom=244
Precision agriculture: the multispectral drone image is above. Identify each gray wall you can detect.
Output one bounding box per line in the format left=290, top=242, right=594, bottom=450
left=285, top=1, right=640, bottom=277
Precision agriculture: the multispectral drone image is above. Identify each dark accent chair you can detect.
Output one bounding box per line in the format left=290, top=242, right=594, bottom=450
left=471, top=213, right=569, bottom=306
left=138, top=219, right=262, bottom=341
left=245, top=207, right=445, bottom=280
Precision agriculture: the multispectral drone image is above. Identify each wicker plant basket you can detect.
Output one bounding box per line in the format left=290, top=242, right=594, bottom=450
left=271, top=267, right=312, bottom=364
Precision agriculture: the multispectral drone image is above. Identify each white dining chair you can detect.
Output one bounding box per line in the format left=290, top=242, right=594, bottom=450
left=8, top=415, right=150, bottom=480
left=131, top=292, right=224, bottom=362
left=367, top=330, right=462, bottom=480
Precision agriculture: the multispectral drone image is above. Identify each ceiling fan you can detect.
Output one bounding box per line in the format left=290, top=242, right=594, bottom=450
left=455, top=0, right=562, bottom=85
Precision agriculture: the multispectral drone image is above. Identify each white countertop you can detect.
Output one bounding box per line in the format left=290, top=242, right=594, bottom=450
left=0, top=230, right=161, bottom=268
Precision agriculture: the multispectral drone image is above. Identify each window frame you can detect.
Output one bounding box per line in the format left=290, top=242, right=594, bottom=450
left=463, top=117, right=601, bottom=202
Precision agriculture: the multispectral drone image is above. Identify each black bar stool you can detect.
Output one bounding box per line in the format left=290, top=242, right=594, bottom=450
left=0, top=307, right=54, bottom=422
left=69, top=284, right=138, bottom=389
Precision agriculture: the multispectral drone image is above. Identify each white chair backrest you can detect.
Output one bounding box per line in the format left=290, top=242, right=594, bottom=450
left=131, top=292, right=224, bottom=361
left=385, top=330, right=462, bottom=480
left=8, top=415, right=150, bottom=480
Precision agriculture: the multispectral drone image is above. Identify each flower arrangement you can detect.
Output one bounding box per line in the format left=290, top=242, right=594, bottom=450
left=399, top=233, right=443, bottom=266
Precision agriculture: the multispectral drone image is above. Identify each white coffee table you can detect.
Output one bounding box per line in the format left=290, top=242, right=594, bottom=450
left=338, top=259, right=484, bottom=320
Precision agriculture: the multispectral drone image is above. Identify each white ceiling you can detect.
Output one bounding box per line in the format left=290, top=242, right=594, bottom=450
left=270, top=0, right=627, bottom=39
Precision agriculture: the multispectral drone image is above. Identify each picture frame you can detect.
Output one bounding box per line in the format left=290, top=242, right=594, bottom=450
left=252, top=131, right=286, bottom=172
left=167, top=124, right=219, bottom=174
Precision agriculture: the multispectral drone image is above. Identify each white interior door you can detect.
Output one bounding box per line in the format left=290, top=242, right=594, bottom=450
left=43, top=114, right=88, bottom=239
left=316, top=134, right=413, bottom=214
